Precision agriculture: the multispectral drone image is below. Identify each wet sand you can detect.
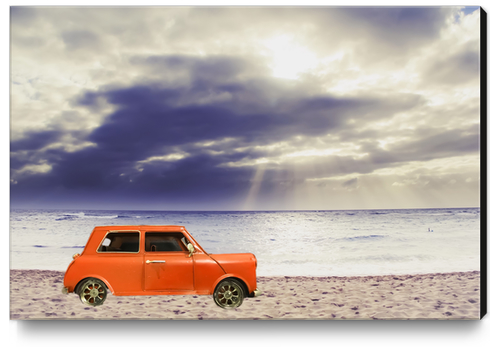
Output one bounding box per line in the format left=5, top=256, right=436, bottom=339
left=10, top=270, right=480, bottom=320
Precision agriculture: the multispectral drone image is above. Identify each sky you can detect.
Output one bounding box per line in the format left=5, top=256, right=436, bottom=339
left=9, top=6, right=481, bottom=211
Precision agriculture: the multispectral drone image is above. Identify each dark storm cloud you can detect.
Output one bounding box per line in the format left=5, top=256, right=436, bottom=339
left=10, top=51, right=478, bottom=208
left=126, top=153, right=255, bottom=194
left=11, top=144, right=258, bottom=203
left=82, top=55, right=393, bottom=152
left=10, top=130, right=62, bottom=152
left=9, top=7, right=481, bottom=209
left=11, top=53, right=425, bottom=202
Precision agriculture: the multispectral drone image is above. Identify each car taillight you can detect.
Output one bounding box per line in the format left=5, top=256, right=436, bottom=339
left=72, top=253, right=80, bottom=260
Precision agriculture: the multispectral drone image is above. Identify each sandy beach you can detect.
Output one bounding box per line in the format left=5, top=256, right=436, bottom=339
left=10, top=270, right=480, bottom=320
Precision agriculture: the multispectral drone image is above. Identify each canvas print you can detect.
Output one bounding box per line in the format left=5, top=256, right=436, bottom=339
left=10, top=6, right=482, bottom=320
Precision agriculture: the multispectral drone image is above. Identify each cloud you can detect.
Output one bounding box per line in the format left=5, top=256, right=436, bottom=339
left=342, top=177, right=358, bottom=188
left=9, top=7, right=481, bottom=209
left=338, top=7, right=449, bottom=45
left=10, top=53, right=427, bottom=202
left=61, top=30, right=100, bottom=51
left=10, top=130, right=62, bottom=152
left=424, top=49, right=480, bottom=85
left=81, top=55, right=416, bottom=151
left=10, top=7, right=38, bottom=25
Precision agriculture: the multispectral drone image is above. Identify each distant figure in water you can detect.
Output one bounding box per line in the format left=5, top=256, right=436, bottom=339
left=428, top=228, right=433, bottom=232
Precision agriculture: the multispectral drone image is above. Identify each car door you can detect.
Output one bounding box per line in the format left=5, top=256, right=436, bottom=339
left=95, top=230, right=144, bottom=294
left=143, top=231, right=194, bottom=291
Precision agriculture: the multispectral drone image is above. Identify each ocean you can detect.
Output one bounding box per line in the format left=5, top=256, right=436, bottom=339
left=9, top=208, right=480, bottom=277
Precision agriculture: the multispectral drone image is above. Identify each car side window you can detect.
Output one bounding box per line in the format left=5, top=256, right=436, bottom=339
left=145, top=232, right=188, bottom=252
left=98, top=232, right=140, bottom=253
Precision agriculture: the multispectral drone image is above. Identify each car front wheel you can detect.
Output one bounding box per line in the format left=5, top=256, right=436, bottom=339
left=213, top=279, right=245, bottom=309
left=78, top=278, right=107, bottom=306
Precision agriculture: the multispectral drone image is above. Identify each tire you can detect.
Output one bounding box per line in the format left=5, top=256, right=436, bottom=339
left=213, top=279, right=245, bottom=309
left=78, top=278, right=107, bottom=307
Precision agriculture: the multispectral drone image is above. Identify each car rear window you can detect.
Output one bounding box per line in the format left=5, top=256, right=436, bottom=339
left=98, top=232, right=140, bottom=253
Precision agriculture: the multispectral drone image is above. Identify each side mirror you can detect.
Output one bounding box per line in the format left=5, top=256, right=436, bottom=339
left=187, top=243, right=195, bottom=257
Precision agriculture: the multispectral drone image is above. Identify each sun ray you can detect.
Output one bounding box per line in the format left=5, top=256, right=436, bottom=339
left=243, top=164, right=266, bottom=210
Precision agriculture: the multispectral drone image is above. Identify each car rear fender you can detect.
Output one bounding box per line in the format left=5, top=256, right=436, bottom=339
left=75, top=275, right=114, bottom=295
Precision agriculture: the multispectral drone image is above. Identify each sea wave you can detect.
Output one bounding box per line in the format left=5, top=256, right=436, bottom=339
left=86, top=215, right=119, bottom=219
left=55, top=216, right=78, bottom=221
left=56, top=213, right=119, bottom=220
left=342, top=235, right=386, bottom=242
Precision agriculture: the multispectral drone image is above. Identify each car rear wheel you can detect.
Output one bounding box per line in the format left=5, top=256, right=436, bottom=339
left=213, top=279, right=244, bottom=309
left=78, top=278, right=107, bottom=306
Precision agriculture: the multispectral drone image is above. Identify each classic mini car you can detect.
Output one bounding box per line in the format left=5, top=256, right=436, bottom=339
left=62, top=225, right=261, bottom=309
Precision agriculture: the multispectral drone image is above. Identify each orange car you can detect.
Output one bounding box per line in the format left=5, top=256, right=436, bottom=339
left=62, top=225, right=261, bottom=309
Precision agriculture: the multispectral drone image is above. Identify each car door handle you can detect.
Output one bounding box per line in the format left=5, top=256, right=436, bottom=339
left=146, top=260, right=166, bottom=264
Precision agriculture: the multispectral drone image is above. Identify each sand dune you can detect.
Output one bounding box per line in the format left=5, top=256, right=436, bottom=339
left=10, top=270, right=480, bottom=320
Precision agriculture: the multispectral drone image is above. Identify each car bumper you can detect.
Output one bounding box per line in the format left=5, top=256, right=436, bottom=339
left=252, top=288, right=262, bottom=297
left=61, top=287, right=69, bottom=295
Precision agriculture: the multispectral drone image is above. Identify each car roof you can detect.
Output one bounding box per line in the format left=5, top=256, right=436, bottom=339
left=93, top=225, right=186, bottom=232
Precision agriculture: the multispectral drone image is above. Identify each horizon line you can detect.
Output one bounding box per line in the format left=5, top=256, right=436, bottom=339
left=9, top=206, right=480, bottom=213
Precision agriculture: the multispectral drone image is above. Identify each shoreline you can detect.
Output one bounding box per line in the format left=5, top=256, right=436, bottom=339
left=10, top=270, right=481, bottom=320
left=9, top=268, right=481, bottom=277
